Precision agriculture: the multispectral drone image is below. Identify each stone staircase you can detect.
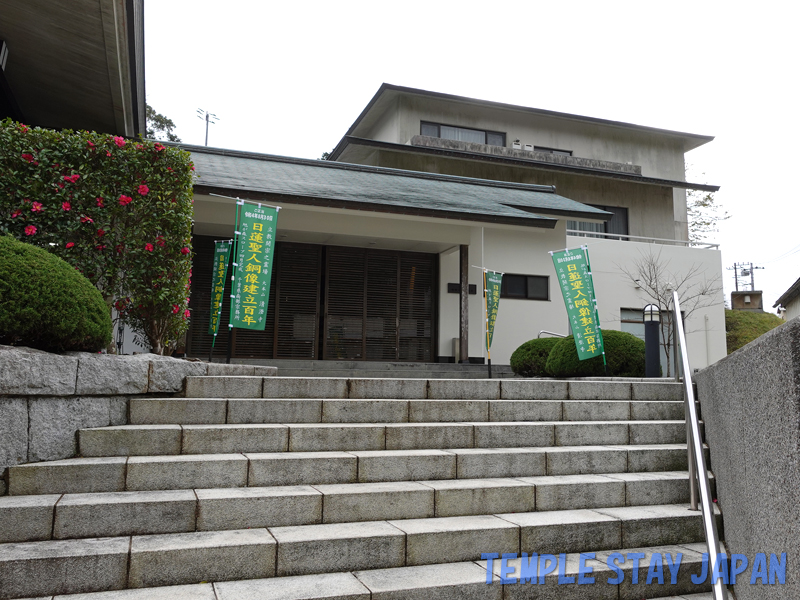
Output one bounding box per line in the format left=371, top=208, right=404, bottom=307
left=0, top=376, right=723, bottom=599
left=228, top=359, right=517, bottom=379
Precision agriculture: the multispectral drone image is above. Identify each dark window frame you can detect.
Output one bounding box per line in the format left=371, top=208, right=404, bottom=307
left=533, top=145, right=573, bottom=157
left=420, top=121, right=506, bottom=147
left=499, top=274, right=549, bottom=301
left=567, top=204, right=629, bottom=239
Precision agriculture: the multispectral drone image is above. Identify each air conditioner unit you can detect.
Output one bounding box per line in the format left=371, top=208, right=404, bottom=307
left=512, top=139, right=521, bottom=150
left=524, top=144, right=533, bottom=152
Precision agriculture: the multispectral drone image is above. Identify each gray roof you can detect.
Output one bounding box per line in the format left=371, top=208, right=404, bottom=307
left=187, top=145, right=611, bottom=229
left=774, top=276, right=800, bottom=309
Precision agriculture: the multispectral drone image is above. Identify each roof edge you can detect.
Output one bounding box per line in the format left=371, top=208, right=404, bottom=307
left=773, top=276, right=800, bottom=308
left=334, top=137, right=721, bottom=193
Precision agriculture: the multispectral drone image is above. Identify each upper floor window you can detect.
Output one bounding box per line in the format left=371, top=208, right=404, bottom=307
left=567, top=205, right=629, bottom=239
left=421, top=121, right=506, bottom=147
left=533, top=145, right=573, bottom=157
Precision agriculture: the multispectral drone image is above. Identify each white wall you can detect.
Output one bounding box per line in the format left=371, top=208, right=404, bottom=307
left=567, top=235, right=727, bottom=372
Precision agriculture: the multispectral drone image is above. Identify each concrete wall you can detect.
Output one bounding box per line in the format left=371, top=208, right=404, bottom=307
left=694, top=317, right=800, bottom=599
left=567, top=236, right=727, bottom=372
left=0, top=346, right=274, bottom=496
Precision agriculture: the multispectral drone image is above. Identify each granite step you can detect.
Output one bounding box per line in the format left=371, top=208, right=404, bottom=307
left=8, top=442, right=707, bottom=495
left=0, top=541, right=720, bottom=599
left=1, top=472, right=715, bottom=541
left=78, top=419, right=692, bottom=457
left=128, top=396, right=689, bottom=425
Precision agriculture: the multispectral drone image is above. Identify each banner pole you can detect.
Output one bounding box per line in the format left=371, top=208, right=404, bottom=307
left=483, top=270, right=492, bottom=379
left=226, top=201, right=244, bottom=364
left=582, top=245, right=607, bottom=374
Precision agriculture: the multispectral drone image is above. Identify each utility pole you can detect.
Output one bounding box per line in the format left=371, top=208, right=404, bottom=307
left=727, top=262, right=764, bottom=291
left=196, top=109, right=219, bottom=146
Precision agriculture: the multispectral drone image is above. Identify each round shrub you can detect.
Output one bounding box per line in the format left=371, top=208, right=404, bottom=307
left=545, top=329, right=645, bottom=378
left=510, top=337, right=562, bottom=377
left=0, top=235, right=111, bottom=352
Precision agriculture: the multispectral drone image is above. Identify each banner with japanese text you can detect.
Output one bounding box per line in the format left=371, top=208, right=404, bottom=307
left=208, top=240, right=232, bottom=335
left=551, top=246, right=605, bottom=361
left=229, top=203, right=278, bottom=330
left=484, top=270, right=502, bottom=351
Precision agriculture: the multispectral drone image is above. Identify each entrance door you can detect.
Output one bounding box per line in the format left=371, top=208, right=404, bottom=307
left=187, top=237, right=435, bottom=361
left=323, top=247, right=435, bottom=361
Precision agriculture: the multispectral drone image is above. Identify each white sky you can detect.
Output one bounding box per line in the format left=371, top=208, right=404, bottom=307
left=145, top=0, right=800, bottom=310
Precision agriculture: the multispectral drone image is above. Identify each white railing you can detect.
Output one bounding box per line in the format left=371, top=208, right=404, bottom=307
left=672, top=290, right=728, bottom=600
left=566, top=229, right=719, bottom=250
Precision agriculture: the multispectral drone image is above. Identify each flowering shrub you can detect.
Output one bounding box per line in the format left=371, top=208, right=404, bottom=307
left=0, top=119, right=195, bottom=354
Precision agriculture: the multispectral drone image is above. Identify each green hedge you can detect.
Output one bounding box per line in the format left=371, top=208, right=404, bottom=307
left=545, top=329, right=645, bottom=378
left=0, top=235, right=111, bottom=352
left=510, top=337, right=562, bottom=377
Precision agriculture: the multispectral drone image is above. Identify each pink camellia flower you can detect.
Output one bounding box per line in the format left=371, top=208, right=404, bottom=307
left=65, top=242, right=75, bottom=249
left=81, top=216, right=94, bottom=224
left=154, top=143, right=165, bottom=151
left=24, top=225, right=37, bottom=236
left=115, top=244, right=124, bottom=254
left=183, top=309, right=191, bottom=319
left=87, top=140, right=96, bottom=149
left=156, top=236, right=165, bottom=247
left=106, top=151, right=112, bottom=157
left=56, top=183, right=64, bottom=189
left=19, top=124, right=29, bottom=132
left=119, top=195, right=132, bottom=206
left=31, top=202, right=43, bottom=213
left=137, top=184, right=149, bottom=195
left=113, top=136, right=126, bottom=148
left=62, top=201, right=71, bottom=211
left=11, top=209, right=23, bottom=218
left=97, top=229, right=106, bottom=237
left=21, top=153, right=34, bottom=163
left=172, top=304, right=180, bottom=314
left=180, top=247, right=190, bottom=255
left=96, top=197, right=105, bottom=207
left=63, top=174, right=80, bottom=183
left=145, top=243, right=154, bottom=252
left=95, top=244, right=106, bottom=251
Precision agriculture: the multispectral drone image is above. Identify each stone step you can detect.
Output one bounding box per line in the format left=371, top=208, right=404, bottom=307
left=128, top=397, right=689, bottom=425
left=1, top=471, right=715, bottom=541
left=0, top=539, right=719, bottom=599
left=0, top=463, right=721, bottom=541
left=78, top=420, right=693, bottom=458
left=183, top=376, right=685, bottom=402
left=8, top=444, right=707, bottom=495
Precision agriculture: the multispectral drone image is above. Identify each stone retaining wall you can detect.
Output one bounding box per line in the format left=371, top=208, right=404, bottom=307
left=694, top=317, right=800, bottom=599
left=0, top=346, right=276, bottom=496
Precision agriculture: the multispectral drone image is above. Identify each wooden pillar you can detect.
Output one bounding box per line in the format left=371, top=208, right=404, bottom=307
left=459, top=244, right=469, bottom=363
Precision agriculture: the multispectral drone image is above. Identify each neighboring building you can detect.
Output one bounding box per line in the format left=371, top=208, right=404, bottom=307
left=774, top=277, right=800, bottom=321
left=730, top=290, right=764, bottom=312
left=185, top=84, right=727, bottom=371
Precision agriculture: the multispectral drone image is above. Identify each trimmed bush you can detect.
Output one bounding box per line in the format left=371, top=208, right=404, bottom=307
left=545, top=329, right=645, bottom=378
left=510, top=337, right=562, bottom=377
left=0, top=235, right=111, bottom=352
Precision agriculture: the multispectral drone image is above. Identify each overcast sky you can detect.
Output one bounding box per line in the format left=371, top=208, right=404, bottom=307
left=145, top=1, right=800, bottom=310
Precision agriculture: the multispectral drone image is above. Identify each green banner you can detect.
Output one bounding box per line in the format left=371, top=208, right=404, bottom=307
left=229, top=203, right=279, bottom=330
left=208, top=240, right=232, bottom=335
left=484, top=270, right=502, bottom=351
left=551, top=246, right=605, bottom=361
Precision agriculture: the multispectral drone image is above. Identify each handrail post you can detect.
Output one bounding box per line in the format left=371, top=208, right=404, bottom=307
left=672, top=290, right=727, bottom=600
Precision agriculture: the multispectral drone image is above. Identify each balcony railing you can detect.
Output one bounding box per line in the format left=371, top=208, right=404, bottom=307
left=566, top=229, right=719, bottom=250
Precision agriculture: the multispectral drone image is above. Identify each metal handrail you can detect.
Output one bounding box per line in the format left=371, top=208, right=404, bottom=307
left=538, top=330, right=567, bottom=338
left=672, top=290, right=727, bottom=600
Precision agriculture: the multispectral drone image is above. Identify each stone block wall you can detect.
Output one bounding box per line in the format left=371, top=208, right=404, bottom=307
left=694, top=317, right=800, bottom=599
left=0, top=346, right=276, bottom=496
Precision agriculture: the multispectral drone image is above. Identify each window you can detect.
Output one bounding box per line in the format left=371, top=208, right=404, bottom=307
left=420, top=121, right=506, bottom=147
left=500, top=274, right=549, bottom=300
left=534, top=145, right=573, bottom=157
left=567, top=205, right=629, bottom=239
